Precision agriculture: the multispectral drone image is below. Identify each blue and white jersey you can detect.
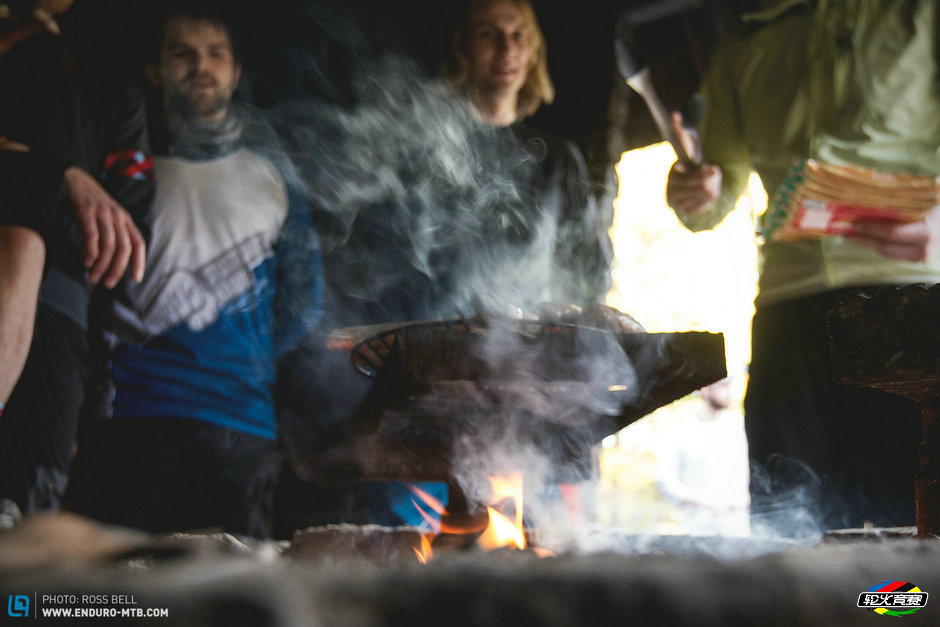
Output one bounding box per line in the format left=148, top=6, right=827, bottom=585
left=106, top=147, right=322, bottom=440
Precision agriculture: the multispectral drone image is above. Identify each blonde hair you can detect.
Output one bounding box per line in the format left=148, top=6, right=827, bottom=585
left=442, top=0, right=555, bottom=119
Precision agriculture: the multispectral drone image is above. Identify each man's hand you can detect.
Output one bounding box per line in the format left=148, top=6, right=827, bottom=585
left=665, top=113, right=721, bottom=216
left=63, top=166, right=146, bottom=288
left=847, top=208, right=940, bottom=262
left=667, top=162, right=723, bottom=216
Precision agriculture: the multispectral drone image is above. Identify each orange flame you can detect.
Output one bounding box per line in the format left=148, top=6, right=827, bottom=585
left=412, top=533, right=433, bottom=564
left=407, top=473, right=557, bottom=559
left=406, top=484, right=446, bottom=563
left=477, top=471, right=526, bottom=551
left=409, top=485, right=445, bottom=535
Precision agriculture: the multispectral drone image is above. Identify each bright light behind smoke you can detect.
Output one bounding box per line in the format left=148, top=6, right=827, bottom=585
left=607, top=142, right=765, bottom=371
left=600, top=142, right=766, bottom=534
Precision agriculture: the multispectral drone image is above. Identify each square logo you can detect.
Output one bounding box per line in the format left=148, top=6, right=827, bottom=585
left=7, top=595, right=29, bottom=618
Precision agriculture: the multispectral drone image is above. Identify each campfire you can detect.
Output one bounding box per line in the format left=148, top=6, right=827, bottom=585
left=273, top=315, right=729, bottom=569
left=5, top=307, right=935, bottom=626
left=407, top=471, right=559, bottom=563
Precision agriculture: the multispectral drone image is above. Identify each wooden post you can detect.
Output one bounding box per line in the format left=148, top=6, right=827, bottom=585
left=915, top=405, right=940, bottom=537
left=829, top=284, right=940, bottom=537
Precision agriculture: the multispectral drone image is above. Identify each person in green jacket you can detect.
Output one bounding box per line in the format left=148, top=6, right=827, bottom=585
left=666, top=0, right=940, bottom=531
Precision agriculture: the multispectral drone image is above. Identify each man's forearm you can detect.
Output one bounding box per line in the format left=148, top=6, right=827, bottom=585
left=0, top=226, right=45, bottom=405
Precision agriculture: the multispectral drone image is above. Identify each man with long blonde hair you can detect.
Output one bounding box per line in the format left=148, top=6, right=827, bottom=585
left=442, top=0, right=612, bottom=306
left=443, top=0, right=554, bottom=125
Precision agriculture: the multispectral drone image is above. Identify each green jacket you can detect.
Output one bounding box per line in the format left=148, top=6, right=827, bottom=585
left=677, top=0, right=940, bottom=307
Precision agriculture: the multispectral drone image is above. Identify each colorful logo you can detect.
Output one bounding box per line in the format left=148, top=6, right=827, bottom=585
left=7, top=595, right=29, bottom=618
left=858, top=581, right=928, bottom=617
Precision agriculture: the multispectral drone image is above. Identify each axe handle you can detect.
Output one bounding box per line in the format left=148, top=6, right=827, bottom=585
left=625, top=68, right=700, bottom=169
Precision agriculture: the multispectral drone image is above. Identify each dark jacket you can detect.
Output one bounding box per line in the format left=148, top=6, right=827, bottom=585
left=0, top=32, right=153, bottom=330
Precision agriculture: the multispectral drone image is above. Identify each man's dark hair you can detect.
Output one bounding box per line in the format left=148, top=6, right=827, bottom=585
left=147, top=0, right=241, bottom=64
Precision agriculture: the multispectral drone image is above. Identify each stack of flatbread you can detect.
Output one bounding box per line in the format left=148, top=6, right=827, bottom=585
left=763, top=159, right=940, bottom=241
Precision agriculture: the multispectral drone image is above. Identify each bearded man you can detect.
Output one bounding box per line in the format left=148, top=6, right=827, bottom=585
left=67, top=2, right=323, bottom=539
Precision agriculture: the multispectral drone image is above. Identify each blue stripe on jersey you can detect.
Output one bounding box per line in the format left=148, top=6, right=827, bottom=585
left=110, top=257, right=281, bottom=440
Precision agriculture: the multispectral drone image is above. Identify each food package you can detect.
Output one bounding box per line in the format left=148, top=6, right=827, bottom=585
left=762, top=159, right=940, bottom=241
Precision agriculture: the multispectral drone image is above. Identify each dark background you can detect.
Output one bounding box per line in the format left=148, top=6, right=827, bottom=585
left=63, top=0, right=759, bottom=181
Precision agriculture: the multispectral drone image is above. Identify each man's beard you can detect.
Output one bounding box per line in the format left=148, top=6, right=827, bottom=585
left=164, top=82, right=230, bottom=126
